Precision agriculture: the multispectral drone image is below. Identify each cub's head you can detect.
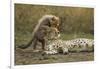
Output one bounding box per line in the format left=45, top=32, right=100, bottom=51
left=47, top=27, right=60, bottom=40
left=50, top=15, right=60, bottom=29
left=39, top=15, right=60, bottom=29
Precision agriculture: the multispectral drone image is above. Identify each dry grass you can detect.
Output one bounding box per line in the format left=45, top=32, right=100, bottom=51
left=15, top=4, right=94, bottom=65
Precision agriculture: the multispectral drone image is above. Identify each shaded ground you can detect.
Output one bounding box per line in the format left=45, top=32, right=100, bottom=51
left=15, top=47, right=94, bottom=65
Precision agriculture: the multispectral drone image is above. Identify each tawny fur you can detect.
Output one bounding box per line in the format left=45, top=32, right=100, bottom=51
left=18, top=15, right=60, bottom=50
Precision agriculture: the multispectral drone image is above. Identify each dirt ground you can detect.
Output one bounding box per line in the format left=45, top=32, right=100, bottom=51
left=15, top=47, right=94, bottom=65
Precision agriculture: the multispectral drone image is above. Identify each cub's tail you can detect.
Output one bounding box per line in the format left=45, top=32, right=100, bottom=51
left=17, top=37, right=34, bottom=49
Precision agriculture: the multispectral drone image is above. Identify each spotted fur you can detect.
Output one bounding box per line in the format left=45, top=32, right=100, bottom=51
left=44, top=38, right=94, bottom=54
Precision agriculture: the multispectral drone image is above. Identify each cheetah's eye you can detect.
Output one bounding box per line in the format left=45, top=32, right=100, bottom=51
left=57, top=45, right=59, bottom=48
left=57, top=31, right=60, bottom=34
left=51, top=17, right=56, bottom=21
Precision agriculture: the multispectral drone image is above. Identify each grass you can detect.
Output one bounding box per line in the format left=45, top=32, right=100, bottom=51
left=15, top=33, right=94, bottom=46
left=60, top=33, right=94, bottom=40
left=14, top=4, right=94, bottom=65
left=15, top=33, right=94, bottom=65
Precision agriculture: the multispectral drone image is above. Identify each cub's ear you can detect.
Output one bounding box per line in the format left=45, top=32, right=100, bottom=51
left=53, top=16, right=59, bottom=20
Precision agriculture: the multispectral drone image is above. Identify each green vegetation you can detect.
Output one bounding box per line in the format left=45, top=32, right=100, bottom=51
left=61, top=33, right=94, bottom=40
left=15, top=33, right=93, bottom=47
left=15, top=4, right=94, bottom=65
left=15, top=4, right=94, bottom=46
